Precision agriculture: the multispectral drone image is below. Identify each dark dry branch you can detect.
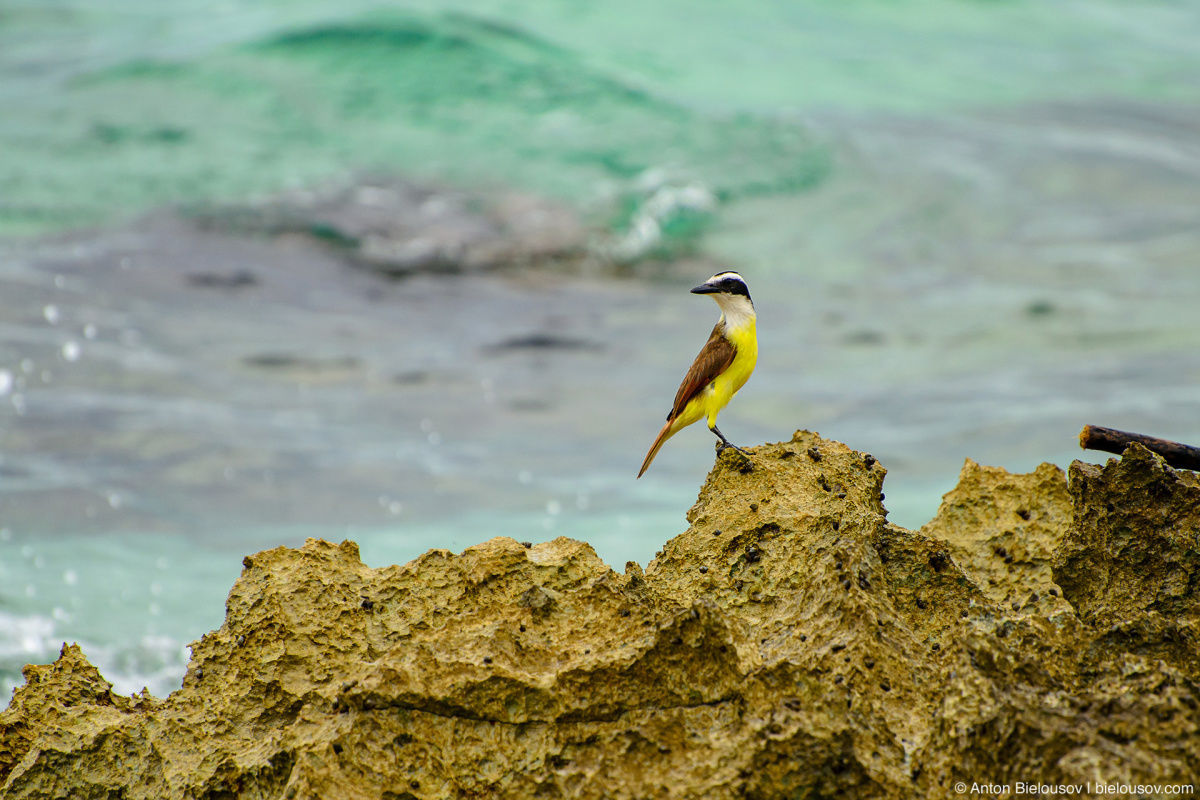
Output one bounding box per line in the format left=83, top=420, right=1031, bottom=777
left=1079, top=425, right=1200, bottom=472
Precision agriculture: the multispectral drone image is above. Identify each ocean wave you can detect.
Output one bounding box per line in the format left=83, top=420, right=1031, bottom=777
left=3, top=8, right=827, bottom=238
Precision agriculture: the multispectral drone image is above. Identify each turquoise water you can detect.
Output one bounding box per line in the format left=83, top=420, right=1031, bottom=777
left=3, top=0, right=1200, bottom=700
left=4, top=1, right=1199, bottom=236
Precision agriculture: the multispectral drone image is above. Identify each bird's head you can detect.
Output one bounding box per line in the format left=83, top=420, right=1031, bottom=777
left=691, top=272, right=754, bottom=319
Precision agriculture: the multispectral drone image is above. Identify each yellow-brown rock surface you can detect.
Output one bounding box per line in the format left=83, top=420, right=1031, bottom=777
left=2, top=432, right=1198, bottom=798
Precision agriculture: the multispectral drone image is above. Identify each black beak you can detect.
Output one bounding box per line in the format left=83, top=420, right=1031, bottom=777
left=691, top=283, right=719, bottom=294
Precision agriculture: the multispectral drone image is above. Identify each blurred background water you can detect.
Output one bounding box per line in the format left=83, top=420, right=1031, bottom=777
left=2, top=0, right=1200, bottom=700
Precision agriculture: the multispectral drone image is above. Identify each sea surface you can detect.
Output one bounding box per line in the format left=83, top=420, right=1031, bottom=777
left=3, top=0, right=1200, bottom=700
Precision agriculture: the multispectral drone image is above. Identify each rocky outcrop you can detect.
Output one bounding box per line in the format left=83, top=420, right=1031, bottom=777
left=919, top=459, right=1074, bottom=617
left=1055, top=443, right=1200, bottom=627
left=3, top=432, right=1198, bottom=798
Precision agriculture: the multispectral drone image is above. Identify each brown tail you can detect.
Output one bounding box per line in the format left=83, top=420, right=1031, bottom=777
left=638, top=417, right=682, bottom=478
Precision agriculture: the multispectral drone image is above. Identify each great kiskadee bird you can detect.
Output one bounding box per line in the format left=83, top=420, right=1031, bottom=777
left=638, top=272, right=757, bottom=478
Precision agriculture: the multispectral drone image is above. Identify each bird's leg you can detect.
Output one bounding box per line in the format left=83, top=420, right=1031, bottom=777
left=710, top=425, right=750, bottom=456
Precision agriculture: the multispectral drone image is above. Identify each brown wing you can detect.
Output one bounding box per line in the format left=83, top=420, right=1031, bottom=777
left=667, top=323, right=736, bottom=421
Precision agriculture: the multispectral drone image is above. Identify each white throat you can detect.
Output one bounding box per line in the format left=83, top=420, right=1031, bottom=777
left=714, top=293, right=755, bottom=332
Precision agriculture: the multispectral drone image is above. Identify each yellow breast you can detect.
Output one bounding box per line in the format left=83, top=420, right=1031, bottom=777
left=719, top=317, right=757, bottom=394
left=701, top=317, right=756, bottom=427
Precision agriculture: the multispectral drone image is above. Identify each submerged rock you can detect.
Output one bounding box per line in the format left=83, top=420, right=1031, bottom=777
left=191, top=177, right=592, bottom=277
left=3, top=432, right=1198, bottom=797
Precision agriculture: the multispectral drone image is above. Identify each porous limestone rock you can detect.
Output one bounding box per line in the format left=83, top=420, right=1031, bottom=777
left=920, top=459, right=1074, bottom=617
left=1055, top=443, right=1200, bottom=628
left=2, top=432, right=1198, bottom=798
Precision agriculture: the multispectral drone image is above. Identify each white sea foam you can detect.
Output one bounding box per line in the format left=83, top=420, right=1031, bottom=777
left=0, top=611, right=190, bottom=706
left=0, top=611, right=56, bottom=660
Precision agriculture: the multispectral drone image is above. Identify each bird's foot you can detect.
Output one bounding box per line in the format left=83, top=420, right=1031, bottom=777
left=711, top=425, right=751, bottom=457
left=716, top=440, right=751, bottom=457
